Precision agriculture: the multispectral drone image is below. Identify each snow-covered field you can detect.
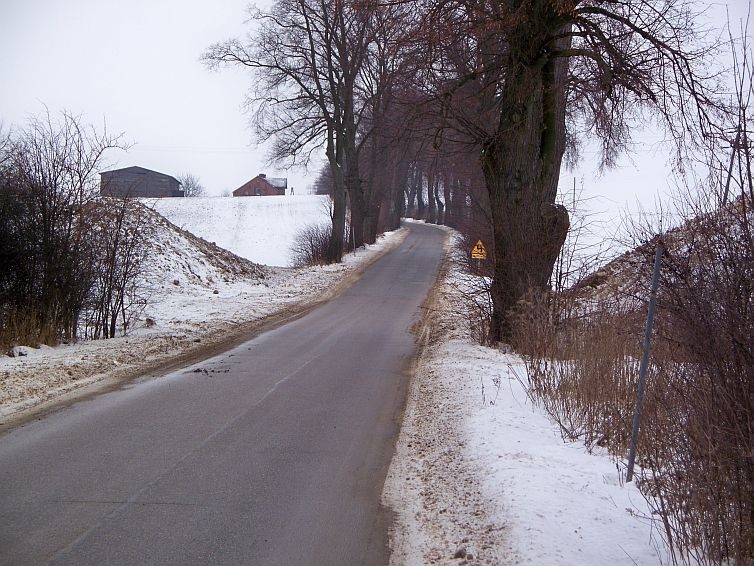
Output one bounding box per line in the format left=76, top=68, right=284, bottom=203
left=148, top=195, right=331, bottom=266
left=385, top=234, right=666, bottom=565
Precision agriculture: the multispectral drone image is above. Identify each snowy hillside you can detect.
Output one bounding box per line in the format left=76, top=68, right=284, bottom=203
left=147, top=195, right=332, bottom=267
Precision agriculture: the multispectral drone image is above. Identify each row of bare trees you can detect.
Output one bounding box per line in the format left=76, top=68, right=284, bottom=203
left=204, top=0, right=721, bottom=343
left=205, top=0, right=754, bottom=559
left=0, top=111, right=151, bottom=348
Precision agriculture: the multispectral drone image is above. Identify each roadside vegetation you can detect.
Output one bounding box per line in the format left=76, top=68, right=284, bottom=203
left=0, top=111, right=152, bottom=349
left=511, top=191, right=754, bottom=565
left=505, top=30, right=754, bottom=565
left=290, top=222, right=334, bottom=267
left=2, top=0, right=752, bottom=559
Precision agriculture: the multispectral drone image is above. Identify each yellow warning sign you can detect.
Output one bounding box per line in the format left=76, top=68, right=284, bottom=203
left=471, top=240, right=487, bottom=260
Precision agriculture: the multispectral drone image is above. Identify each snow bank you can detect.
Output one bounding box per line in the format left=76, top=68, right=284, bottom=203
left=385, top=238, right=666, bottom=565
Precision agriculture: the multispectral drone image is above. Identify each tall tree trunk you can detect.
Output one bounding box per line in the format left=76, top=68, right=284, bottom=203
left=442, top=171, right=452, bottom=226
left=435, top=176, right=445, bottom=225
left=427, top=162, right=437, bottom=224
left=483, top=52, right=570, bottom=342
left=379, top=154, right=408, bottom=231
left=343, top=122, right=366, bottom=249
left=406, top=163, right=418, bottom=218
left=414, top=168, right=426, bottom=220
left=391, top=157, right=410, bottom=229
left=363, top=137, right=388, bottom=245
left=451, top=178, right=466, bottom=229
left=346, top=174, right=366, bottom=249
left=326, top=139, right=347, bottom=262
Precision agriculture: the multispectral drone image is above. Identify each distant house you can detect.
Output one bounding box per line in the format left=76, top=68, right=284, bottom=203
left=100, top=166, right=184, bottom=198
left=233, top=173, right=287, bottom=197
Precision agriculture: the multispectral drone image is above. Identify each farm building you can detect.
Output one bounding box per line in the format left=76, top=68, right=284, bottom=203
left=100, top=166, right=184, bottom=198
left=233, top=174, right=287, bottom=197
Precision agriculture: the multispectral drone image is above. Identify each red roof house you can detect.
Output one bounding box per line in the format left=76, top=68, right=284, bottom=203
left=233, top=174, right=287, bottom=197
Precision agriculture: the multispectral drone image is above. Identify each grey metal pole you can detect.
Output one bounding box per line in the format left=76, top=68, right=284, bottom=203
left=626, top=243, right=664, bottom=483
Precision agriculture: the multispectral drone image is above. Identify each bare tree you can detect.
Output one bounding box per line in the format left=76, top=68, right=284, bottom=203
left=85, top=198, right=153, bottom=339
left=0, top=110, right=144, bottom=347
left=176, top=172, right=205, bottom=197
left=0, top=110, right=128, bottom=345
left=203, top=0, right=380, bottom=260
left=416, top=0, right=721, bottom=341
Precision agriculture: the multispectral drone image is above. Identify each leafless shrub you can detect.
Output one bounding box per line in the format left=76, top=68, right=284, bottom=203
left=634, top=192, right=754, bottom=565
left=447, top=269, right=493, bottom=346
left=290, top=223, right=333, bottom=267
left=0, top=111, right=152, bottom=345
left=0, top=110, right=128, bottom=348
left=512, top=169, right=754, bottom=565
left=444, top=229, right=495, bottom=345
left=513, top=187, right=754, bottom=563
left=82, top=199, right=154, bottom=339
left=512, top=286, right=646, bottom=451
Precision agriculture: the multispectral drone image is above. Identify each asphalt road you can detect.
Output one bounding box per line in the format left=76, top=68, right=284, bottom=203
left=0, top=222, right=446, bottom=566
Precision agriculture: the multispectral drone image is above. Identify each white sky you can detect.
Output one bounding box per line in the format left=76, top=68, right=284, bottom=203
left=570, top=1, right=752, bottom=237
left=0, top=0, right=316, bottom=196
left=0, top=0, right=750, bottom=223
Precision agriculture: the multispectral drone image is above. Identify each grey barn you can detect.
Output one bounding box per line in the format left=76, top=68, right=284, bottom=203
left=100, top=166, right=184, bottom=198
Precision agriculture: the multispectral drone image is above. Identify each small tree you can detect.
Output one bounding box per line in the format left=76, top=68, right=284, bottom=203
left=0, top=110, right=156, bottom=347
left=85, top=198, right=153, bottom=339
left=176, top=172, right=205, bottom=197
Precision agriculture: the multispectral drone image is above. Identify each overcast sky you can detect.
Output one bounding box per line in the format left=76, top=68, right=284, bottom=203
left=0, top=0, right=316, bottom=196
left=0, top=0, right=750, bottom=230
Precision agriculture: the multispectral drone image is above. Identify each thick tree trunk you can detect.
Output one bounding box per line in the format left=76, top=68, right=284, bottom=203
left=435, top=176, right=445, bottom=225
left=386, top=157, right=409, bottom=230
left=365, top=201, right=380, bottom=244
left=343, top=131, right=366, bottom=249
left=483, top=51, right=570, bottom=342
left=451, top=178, right=467, bottom=229
left=326, top=142, right=347, bottom=263
left=427, top=166, right=437, bottom=224
left=347, top=176, right=366, bottom=249
left=330, top=186, right=347, bottom=261
left=365, top=141, right=390, bottom=244
left=414, top=168, right=426, bottom=220
left=442, top=172, right=452, bottom=226
left=406, top=164, right=418, bottom=218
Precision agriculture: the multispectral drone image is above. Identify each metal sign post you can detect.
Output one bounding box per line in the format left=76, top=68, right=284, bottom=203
left=626, top=243, right=664, bottom=483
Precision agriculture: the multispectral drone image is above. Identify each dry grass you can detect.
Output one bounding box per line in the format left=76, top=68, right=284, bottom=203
left=508, top=196, right=754, bottom=565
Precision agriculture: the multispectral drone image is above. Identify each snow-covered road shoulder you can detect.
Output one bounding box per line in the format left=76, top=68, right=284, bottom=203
left=385, top=242, right=666, bottom=565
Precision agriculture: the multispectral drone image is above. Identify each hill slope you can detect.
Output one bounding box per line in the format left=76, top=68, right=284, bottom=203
left=147, top=195, right=331, bottom=267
